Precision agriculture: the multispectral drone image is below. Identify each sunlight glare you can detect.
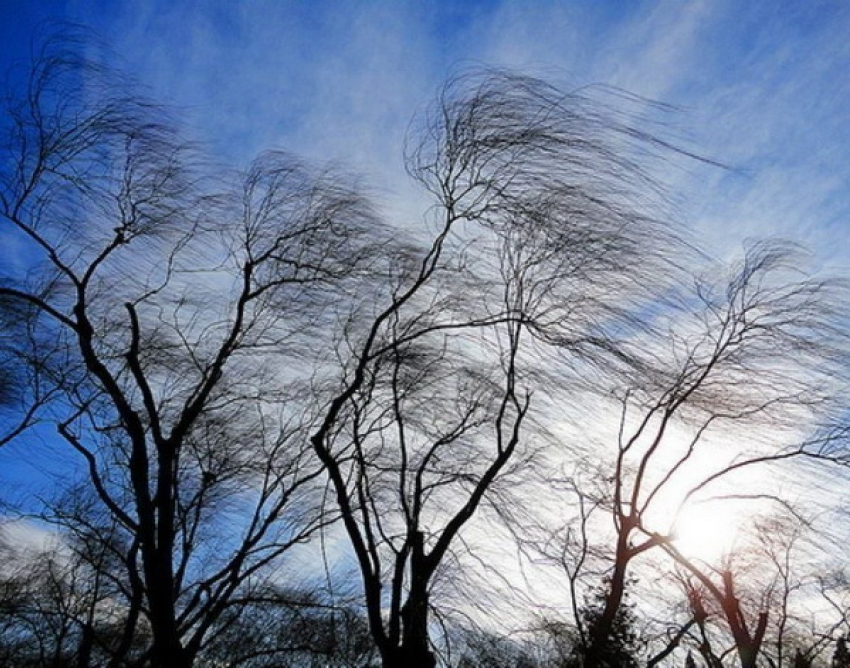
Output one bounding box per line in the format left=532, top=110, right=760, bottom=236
left=671, top=503, right=739, bottom=563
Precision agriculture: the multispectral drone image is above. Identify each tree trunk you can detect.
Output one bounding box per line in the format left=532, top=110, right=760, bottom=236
left=737, top=645, right=758, bottom=668
left=381, top=645, right=437, bottom=668
left=382, top=533, right=436, bottom=668
left=720, top=572, right=767, bottom=668
left=76, top=622, right=94, bottom=668
left=584, top=541, right=630, bottom=668
left=391, top=595, right=435, bottom=668
left=381, top=641, right=437, bottom=668
left=146, top=561, right=191, bottom=668
left=148, top=624, right=192, bottom=668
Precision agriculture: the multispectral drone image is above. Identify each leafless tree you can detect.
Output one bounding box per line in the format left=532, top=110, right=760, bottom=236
left=307, top=70, right=698, bottom=668
left=5, top=32, right=848, bottom=668
left=0, top=33, right=386, bottom=667
left=193, top=583, right=379, bottom=667
left=542, top=241, right=848, bottom=668
left=636, top=504, right=850, bottom=668
left=0, top=518, right=151, bottom=668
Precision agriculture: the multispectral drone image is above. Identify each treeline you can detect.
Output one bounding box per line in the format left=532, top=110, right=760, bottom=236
left=0, top=31, right=848, bottom=667
left=3, top=539, right=850, bottom=668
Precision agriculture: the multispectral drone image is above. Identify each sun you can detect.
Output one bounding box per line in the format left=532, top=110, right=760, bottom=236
left=670, top=502, right=740, bottom=563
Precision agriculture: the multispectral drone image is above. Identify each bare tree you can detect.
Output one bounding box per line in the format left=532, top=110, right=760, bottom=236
left=624, top=502, right=850, bottom=668
left=0, top=33, right=385, bottom=667
left=195, top=583, right=379, bottom=667
left=0, top=518, right=150, bottom=668
left=548, top=241, right=847, bottom=668
left=5, top=32, right=847, bottom=668
left=307, top=70, right=696, bottom=668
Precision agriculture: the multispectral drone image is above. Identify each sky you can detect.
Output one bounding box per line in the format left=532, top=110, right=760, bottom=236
left=2, top=0, right=848, bottom=270
left=3, top=0, right=848, bottom=503
left=1, top=0, right=848, bottom=643
left=0, top=0, right=847, bottom=510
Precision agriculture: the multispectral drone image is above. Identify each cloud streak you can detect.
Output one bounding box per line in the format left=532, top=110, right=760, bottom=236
left=50, top=1, right=843, bottom=270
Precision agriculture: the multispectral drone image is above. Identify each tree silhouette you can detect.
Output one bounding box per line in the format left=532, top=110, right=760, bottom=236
left=556, top=240, right=847, bottom=668
left=0, top=32, right=382, bottom=667
left=571, top=581, right=644, bottom=667
left=834, top=636, right=850, bottom=668
left=307, top=69, right=698, bottom=668
left=1, top=30, right=848, bottom=668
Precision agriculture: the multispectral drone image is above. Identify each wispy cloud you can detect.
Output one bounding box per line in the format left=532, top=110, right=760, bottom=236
left=53, top=1, right=843, bottom=270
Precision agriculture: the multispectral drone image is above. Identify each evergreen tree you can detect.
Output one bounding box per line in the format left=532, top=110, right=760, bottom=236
left=794, top=648, right=812, bottom=668
left=834, top=636, right=850, bottom=668
left=569, top=582, right=644, bottom=668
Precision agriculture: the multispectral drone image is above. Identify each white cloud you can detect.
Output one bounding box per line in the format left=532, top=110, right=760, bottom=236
left=65, top=1, right=846, bottom=272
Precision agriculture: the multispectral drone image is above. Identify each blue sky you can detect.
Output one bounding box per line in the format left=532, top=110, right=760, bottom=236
left=2, top=0, right=848, bottom=268
left=1, top=0, right=848, bottom=637
left=0, top=0, right=850, bottom=498
left=1, top=1, right=849, bottom=510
